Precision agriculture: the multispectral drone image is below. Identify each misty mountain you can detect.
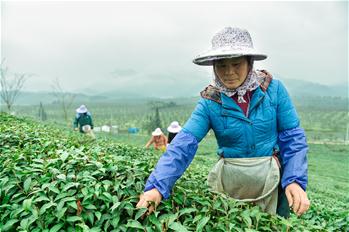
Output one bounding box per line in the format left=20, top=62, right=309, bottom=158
left=85, top=78, right=348, bottom=99
left=14, top=91, right=109, bottom=105
left=282, top=79, right=347, bottom=98
left=7, top=79, right=348, bottom=106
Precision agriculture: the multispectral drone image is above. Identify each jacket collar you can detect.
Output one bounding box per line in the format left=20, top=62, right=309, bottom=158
left=221, top=93, right=242, bottom=111
left=249, top=87, right=265, bottom=113
left=220, top=86, right=265, bottom=117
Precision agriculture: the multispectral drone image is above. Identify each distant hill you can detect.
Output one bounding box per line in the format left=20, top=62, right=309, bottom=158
left=5, top=79, right=348, bottom=106
left=84, top=79, right=348, bottom=99
left=14, top=91, right=109, bottom=105
left=282, top=79, right=347, bottom=98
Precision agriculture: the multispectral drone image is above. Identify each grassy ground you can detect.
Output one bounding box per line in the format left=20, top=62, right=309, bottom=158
left=307, top=144, right=349, bottom=204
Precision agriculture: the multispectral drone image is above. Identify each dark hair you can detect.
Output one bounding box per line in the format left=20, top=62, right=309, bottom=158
left=168, top=132, right=177, bottom=144
left=213, top=56, right=253, bottom=66
left=246, top=56, right=253, bottom=66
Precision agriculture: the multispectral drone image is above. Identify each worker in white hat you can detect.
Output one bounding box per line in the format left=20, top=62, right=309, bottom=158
left=167, top=121, right=182, bottom=144
left=145, top=128, right=168, bottom=151
left=73, top=104, right=95, bottom=139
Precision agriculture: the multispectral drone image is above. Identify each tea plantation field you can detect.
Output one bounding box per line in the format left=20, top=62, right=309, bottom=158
left=13, top=96, right=349, bottom=143
left=0, top=113, right=348, bottom=231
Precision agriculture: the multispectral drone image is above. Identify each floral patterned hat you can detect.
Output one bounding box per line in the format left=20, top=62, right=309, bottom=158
left=193, top=27, right=267, bottom=66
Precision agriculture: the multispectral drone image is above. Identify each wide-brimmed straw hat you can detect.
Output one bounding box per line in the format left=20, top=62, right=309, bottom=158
left=152, top=128, right=163, bottom=136
left=76, top=105, right=88, bottom=113
left=167, top=121, right=182, bottom=133
left=193, top=27, right=267, bottom=66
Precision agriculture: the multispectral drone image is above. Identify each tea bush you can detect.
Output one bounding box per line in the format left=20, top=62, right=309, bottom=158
left=0, top=113, right=347, bottom=231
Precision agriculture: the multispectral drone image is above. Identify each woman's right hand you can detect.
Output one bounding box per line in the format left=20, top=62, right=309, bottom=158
left=136, top=188, right=163, bottom=215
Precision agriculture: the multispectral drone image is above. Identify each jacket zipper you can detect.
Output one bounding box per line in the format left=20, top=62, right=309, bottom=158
left=246, top=92, right=251, bottom=118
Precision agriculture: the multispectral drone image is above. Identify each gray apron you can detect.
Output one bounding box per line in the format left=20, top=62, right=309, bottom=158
left=207, top=156, right=280, bottom=214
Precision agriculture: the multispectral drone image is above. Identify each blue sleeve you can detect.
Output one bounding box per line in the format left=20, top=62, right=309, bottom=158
left=144, top=131, right=199, bottom=199
left=276, top=81, right=300, bottom=131
left=278, top=127, right=308, bottom=190
left=182, top=98, right=211, bottom=142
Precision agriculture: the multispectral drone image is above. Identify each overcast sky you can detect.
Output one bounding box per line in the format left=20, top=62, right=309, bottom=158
left=1, top=1, right=348, bottom=95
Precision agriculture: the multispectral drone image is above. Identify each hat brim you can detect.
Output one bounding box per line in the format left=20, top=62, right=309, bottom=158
left=152, top=132, right=162, bottom=136
left=167, top=126, right=182, bottom=133
left=193, top=48, right=267, bottom=66
left=76, top=109, right=88, bottom=113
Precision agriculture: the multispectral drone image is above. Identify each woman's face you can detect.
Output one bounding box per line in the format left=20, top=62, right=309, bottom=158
left=214, top=57, right=250, bottom=89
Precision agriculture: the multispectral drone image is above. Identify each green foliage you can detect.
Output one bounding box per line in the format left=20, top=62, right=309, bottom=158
left=38, top=102, right=48, bottom=121
left=0, top=113, right=348, bottom=231
left=12, top=97, right=349, bottom=143
left=143, top=107, right=163, bottom=135
left=153, top=108, right=162, bottom=130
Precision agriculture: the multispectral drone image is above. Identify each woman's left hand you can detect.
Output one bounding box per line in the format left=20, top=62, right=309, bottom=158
left=285, top=182, right=310, bottom=216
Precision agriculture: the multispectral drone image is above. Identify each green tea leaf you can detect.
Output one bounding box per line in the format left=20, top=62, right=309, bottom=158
left=40, top=202, right=56, bottom=215
left=149, top=213, right=162, bottom=231
left=61, top=196, right=76, bottom=203
left=76, top=223, right=90, bottom=230
left=34, top=195, right=50, bottom=203
left=179, top=208, right=197, bottom=217
left=134, top=207, right=148, bottom=220
left=41, top=183, right=51, bottom=190
left=66, top=201, right=77, bottom=210
left=49, top=223, right=64, bottom=232
left=81, top=187, right=89, bottom=196
left=111, top=215, right=120, bottom=228
left=84, top=204, right=97, bottom=210
left=196, top=216, right=210, bottom=231
left=102, top=192, right=112, bottom=201
left=159, top=213, right=178, bottom=225
left=110, top=202, right=121, bottom=212
left=86, top=211, right=94, bottom=225
left=56, top=207, right=67, bottom=220
left=20, top=218, right=30, bottom=230
left=60, top=151, right=69, bottom=162
left=126, top=219, right=143, bottom=230
left=2, top=219, right=19, bottom=231
left=57, top=174, right=66, bottom=180
left=48, top=185, right=60, bottom=194
left=23, top=198, right=32, bottom=211
left=169, top=222, right=189, bottom=232
left=145, top=226, right=155, bottom=232
left=95, top=211, right=102, bottom=221
left=89, top=227, right=101, bottom=232
left=63, top=182, right=79, bottom=192
left=193, top=214, right=203, bottom=224
left=24, top=177, right=32, bottom=192
left=241, top=211, right=252, bottom=228
left=66, top=216, right=82, bottom=222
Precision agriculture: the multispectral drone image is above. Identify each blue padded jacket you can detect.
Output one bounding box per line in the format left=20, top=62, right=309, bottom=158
left=145, top=79, right=308, bottom=199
